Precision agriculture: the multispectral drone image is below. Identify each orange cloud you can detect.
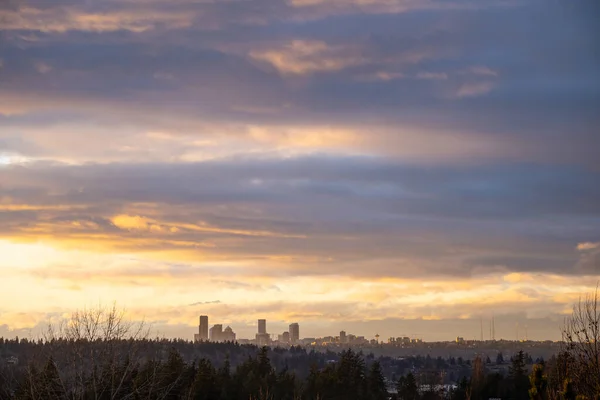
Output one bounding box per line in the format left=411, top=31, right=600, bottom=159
left=250, top=40, right=365, bottom=75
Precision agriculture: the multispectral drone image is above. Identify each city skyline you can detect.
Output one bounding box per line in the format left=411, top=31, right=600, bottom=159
left=188, top=314, right=563, bottom=344
left=0, top=0, right=599, bottom=342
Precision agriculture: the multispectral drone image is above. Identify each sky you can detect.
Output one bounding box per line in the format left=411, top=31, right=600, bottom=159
left=0, top=0, right=599, bottom=342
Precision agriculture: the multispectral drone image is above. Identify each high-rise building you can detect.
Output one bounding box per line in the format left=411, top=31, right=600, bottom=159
left=258, top=319, right=267, bottom=335
left=340, top=330, right=347, bottom=344
left=209, top=324, right=223, bottom=342
left=199, top=315, right=209, bottom=341
left=222, top=326, right=236, bottom=342
left=289, top=323, right=299, bottom=344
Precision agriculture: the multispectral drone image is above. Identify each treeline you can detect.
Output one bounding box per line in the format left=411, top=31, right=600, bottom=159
left=0, top=345, right=598, bottom=400
left=4, top=335, right=513, bottom=384
left=0, top=346, right=389, bottom=400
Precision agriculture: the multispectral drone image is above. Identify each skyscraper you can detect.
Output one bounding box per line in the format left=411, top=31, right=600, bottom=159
left=258, top=319, right=267, bottom=335
left=199, top=315, right=209, bottom=341
left=256, top=319, right=269, bottom=345
left=289, top=323, right=299, bottom=344
left=209, top=324, right=223, bottom=342
left=340, top=330, right=347, bottom=344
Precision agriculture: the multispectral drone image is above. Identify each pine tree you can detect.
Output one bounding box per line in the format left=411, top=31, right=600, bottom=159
left=191, top=358, right=219, bottom=400
left=528, top=363, right=548, bottom=400
left=397, top=373, right=419, bottom=400
left=160, top=347, right=186, bottom=399
left=41, top=356, right=65, bottom=400
left=367, top=361, right=388, bottom=400
left=496, top=353, right=504, bottom=365
left=509, top=351, right=529, bottom=400
left=450, top=377, right=469, bottom=400
left=218, top=355, right=232, bottom=400
left=337, top=349, right=367, bottom=399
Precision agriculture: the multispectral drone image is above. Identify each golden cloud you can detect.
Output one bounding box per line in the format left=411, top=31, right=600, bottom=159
left=250, top=40, right=366, bottom=75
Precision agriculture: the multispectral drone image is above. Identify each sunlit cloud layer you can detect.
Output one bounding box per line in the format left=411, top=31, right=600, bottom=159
left=0, top=0, right=599, bottom=340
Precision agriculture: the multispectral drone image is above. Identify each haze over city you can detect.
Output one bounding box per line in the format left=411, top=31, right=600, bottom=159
left=1, top=0, right=599, bottom=343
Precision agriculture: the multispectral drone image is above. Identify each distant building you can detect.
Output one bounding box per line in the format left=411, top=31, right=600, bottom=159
left=278, top=331, right=290, bottom=343
left=289, top=323, right=299, bottom=344
left=340, top=330, right=347, bottom=344
left=196, top=315, right=209, bottom=342
left=222, top=326, right=236, bottom=342
left=5, top=356, right=18, bottom=367
left=210, top=324, right=223, bottom=342
left=258, top=319, right=267, bottom=335
left=255, top=318, right=269, bottom=345
left=256, top=333, right=270, bottom=346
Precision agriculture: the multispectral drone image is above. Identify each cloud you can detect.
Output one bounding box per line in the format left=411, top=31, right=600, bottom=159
left=577, top=242, right=599, bottom=251
left=455, top=81, right=495, bottom=97
left=34, top=62, right=52, bottom=74
left=250, top=40, right=366, bottom=75
left=416, top=71, right=447, bottom=80
left=575, top=242, right=600, bottom=274
left=1, top=158, right=599, bottom=283
left=0, top=5, right=195, bottom=32
left=189, top=300, right=222, bottom=306
left=467, top=66, right=498, bottom=77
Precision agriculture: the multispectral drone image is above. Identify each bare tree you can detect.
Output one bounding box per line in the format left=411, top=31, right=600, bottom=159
left=22, top=303, right=166, bottom=400
left=562, top=285, right=600, bottom=399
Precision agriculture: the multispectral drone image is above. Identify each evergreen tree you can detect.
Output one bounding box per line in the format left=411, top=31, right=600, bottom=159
left=496, top=353, right=504, bottom=365
left=159, top=347, right=186, bottom=399
left=367, top=361, right=388, bottom=400
left=191, top=358, right=220, bottom=400
left=273, top=365, right=297, bottom=400
left=529, top=363, right=548, bottom=400
left=337, top=349, right=367, bottom=399
left=218, top=355, right=232, bottom=400
left=509, top=351, right=530, bottom=400
left=41, top=356, right=65, bottom=400
left=397, top=373, right=419, bottom=400
left=450, top=377, right=469, bottom=400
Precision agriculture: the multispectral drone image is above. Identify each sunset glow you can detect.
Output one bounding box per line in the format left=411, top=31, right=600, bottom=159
left=0, top=0, right=598, bottom=342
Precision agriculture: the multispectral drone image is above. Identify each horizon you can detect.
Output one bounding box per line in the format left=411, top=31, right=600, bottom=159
left=1, top=0, right=599, bottom=343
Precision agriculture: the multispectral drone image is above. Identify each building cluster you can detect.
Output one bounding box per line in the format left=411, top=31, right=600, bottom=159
left=302, top=330, right=371, bottom=346
left=388, top=336, right=424, bottom=345
left=193, top=316, right=300, bottom=345
left=194, top=315, right=236, bottom=343
left=193, top=315, right=425, bottom=347
left=274, top=322, right=300, bottom=345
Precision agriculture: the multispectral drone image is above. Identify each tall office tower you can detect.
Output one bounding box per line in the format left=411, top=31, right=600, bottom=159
left=289, top=323, right=299, bottom=344
left=340, top=330, right=347, bottom=344
left=210, top=324, right=223, bottom=342
left=258, top=319, right=267, bottom=335
left=199, top=315, right=209, bottom=341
